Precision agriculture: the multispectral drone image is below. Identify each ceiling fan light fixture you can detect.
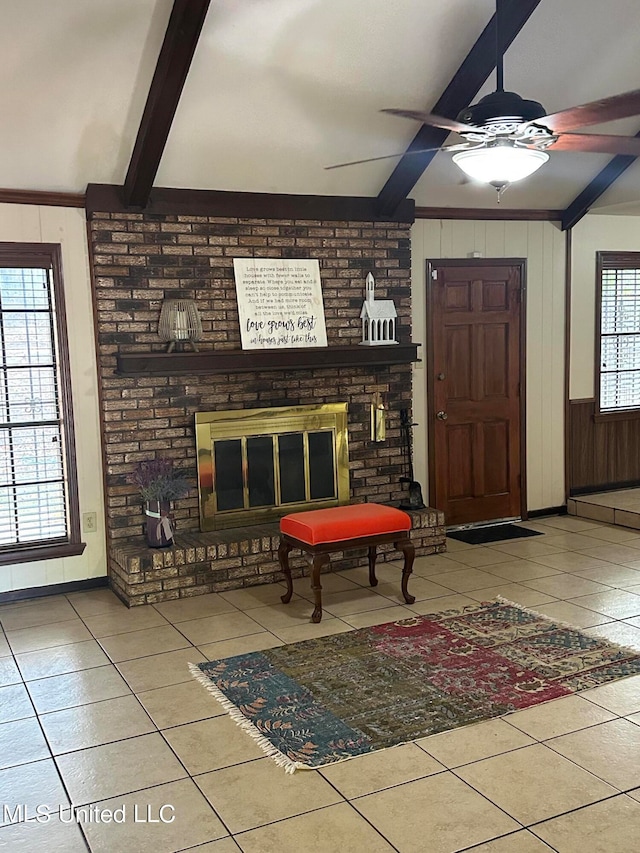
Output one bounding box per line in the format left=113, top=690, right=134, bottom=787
left=452, top=145, right=549, bottom=184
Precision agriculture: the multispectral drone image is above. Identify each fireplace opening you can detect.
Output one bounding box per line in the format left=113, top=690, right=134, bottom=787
left=195, top=404, right=349, bottom=529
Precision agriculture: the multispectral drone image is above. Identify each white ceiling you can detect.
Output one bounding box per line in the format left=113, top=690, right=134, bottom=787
left=2, top=0, right=640, bottom=213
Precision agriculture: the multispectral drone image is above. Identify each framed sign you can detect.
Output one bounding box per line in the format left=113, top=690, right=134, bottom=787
left=233, top=258, right=327, bottom=349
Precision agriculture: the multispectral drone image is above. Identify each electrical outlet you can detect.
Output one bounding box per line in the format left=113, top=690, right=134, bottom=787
left=82, top=512, right=98, bottom=534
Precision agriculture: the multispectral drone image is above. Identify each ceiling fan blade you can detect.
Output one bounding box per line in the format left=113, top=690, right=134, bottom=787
left=540, top=89, right=640, bottom=132
left=381, top=108, right=478, bottom=135
left=325, top=142, right=470, bottom=170
left=547, top=132, right=640, bottom=156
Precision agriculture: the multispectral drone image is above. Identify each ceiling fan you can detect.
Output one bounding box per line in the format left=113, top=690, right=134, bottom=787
left=327, top=0, right=640, bottom=189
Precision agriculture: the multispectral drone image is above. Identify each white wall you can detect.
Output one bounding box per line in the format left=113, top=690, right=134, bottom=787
left=410, top=218, right=566, bottom=514
left=0, top=204, right=106, bottom=593
left=570, top=214, right=640, bottom=400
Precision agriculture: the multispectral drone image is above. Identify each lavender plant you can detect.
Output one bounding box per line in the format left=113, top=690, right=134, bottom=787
left=128, top=457, right=190, bottom=502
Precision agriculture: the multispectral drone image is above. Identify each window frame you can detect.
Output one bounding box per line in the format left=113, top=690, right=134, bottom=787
left=0, top=242, right=85, bottom=565
left=595, top=250, right=640, bottom=422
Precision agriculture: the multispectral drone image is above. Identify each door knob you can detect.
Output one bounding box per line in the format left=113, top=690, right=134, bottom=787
left=436, top=411, right=448, bottom=421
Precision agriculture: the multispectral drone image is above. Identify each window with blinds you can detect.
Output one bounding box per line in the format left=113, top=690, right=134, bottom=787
left=598, top=253, right=640, bottom=412
left=0, top=244, right=82, bottom=562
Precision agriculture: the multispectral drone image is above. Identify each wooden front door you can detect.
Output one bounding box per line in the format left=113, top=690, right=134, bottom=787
left=428, top=260, right=525, bottom=526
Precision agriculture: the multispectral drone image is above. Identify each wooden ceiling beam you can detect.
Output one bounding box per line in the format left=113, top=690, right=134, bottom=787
left=123, top=0, right=210, bottom=209
left=375, top=0, right=544, bottom=217
left=561, top=131, right=640, bottom=231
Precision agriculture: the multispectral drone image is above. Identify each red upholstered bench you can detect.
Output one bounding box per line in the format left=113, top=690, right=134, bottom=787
left=278, top=503, right=415, bottom=623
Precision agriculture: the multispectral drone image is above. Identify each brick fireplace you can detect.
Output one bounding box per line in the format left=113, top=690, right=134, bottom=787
left=87, top=187, right=445, bottom=606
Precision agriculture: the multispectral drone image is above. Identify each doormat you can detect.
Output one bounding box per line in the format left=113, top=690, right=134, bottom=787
left=447, top=524, right=543, bottom=545
left=190, top=598, right=640, bottom=773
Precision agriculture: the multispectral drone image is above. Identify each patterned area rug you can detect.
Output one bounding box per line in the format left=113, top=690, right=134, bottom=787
left=190, top=599, right=640, bottom=773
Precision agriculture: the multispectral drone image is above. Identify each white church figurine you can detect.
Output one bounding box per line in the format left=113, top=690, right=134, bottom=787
left=360, top=272, right=398, bottom=346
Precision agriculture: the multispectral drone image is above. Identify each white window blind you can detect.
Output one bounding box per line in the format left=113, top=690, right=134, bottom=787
left=600, top=262, right=640, bottom=411
left=0, top=265, right=68, bottom=547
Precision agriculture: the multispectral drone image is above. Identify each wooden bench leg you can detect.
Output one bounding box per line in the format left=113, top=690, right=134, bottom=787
left=310, top=554, right=329, bottom=623
left=278, top=538, right=294, bottom=604
left=368, top=545, right=378, bottom=587
left=396, top=537, right=416, bottom=604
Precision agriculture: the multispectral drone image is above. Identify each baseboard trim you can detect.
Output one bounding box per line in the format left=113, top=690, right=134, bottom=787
left=527, top=505, right=568, bottom=518
left=0, top=576, right=109, bottom=605
left=570, top=481, right=640, bottom=497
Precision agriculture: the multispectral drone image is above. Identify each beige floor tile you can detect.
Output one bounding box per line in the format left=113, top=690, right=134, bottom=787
left=162, top=714, right=263, bottom=774
left=56, top=732, right=187, bottom=805
left=408, top=594, right=478, bottom=615
left=580, top=674, right=640, bottom=716
left=15, top=639, right=110, bottom=681
left=25, top=664, right=131, bottom=714
left=455, top=743, right=617, bottom=824
left=505, top=694, right=616, bottom=740
left=578, top=526, right=640, bottom=544
left=0, top=656, right=21, bottom=687
left=319, top=742, right=444, bottom=798
left=116, top=647, right=206, bottom=693
left=236, top=801, right=397, bottom=853
left=197, top=631, right=283, bottom=661
left=573, top=503, right=615, bottom=523
left=354, top=772, right=519, bottom=852
left=0, top=758, right=69, bottom=826
left=466, top=831, right=556, bottom=852
left=297, top=572, right=361, bottom=595
left=232, top=599, right=315, bottom=632
left=66, top=587, right=126, bottom=617
left=271, top=618, right=354, bottom=643
left=221, top=584, right=300, bottom=609
left=584, top=621, right=640, bottom=650
left=6, top=619, right=93, bottom=654
left=0, top=598, right=79, bottom=631
left=533, top=794, right=640, bottom=853
left=489, top=540, right=567, bottom=558
left=533, top=599, right=611, bottom=628
left=82, top=606, right=170, bottom=638
left=417, top=718, right=535, bottom=768
left=0, top=683, right=34, bottom=723
left=373, top=576, right=452, bottom=602
left=191, top=840, right=242, bottom=853
left=99, top=624, right=191, bottom=663
left=153, top=592, right=239, bottom=622
left=529, top=552, right=616, bottom=571
left=138, top=678, right=226, bottom=729
left=0, top=633, right=9, bottom=657
left=572, top=564, right=640, bottom=587
left=336, top=563, right=404, bottom=587
left=433, top=567, right=512, bottom=593
left=542, top=532, right=615, bottom=550
left=409, top=553, right=467, bottom=574
left=82, top=778, right=228, bottom=853
left=480, top=559, right=563, bottom=582
left=532, top=516, right=602, bottom=532
left=342, top=605, right=418, bottom=629
left=569, top=589, right=640, bottom=619
left=440, top=547, right=517, bottom=568
left=321, top=588, right=401, bottom=618
left=39, top=694, right=155, bottom=754
left=522, top=575, right=612, bottom=599
left=444, top=537, right=475, bottom=551
left=0, top=814, right=87, bottom=852
left=177, top=611, right=264, bottom=646
left=197, top=756, right=341, bottom=833
left=546, top=718, right=640, bottom=790
left=0, top=717, right=50, bottom=769
left=577, top=543, right=640, bottom=563
left=464, top=584, right=556, bottom=607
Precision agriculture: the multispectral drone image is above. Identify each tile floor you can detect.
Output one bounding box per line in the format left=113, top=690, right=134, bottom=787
left=2, top=514, right=640, bottom=851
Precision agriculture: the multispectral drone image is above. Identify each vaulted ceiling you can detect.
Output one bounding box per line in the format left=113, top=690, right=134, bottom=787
left=3, top=0, right=640, bottom=218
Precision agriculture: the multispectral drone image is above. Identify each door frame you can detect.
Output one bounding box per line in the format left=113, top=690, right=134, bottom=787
left=425, top=257, right=529, bottom=524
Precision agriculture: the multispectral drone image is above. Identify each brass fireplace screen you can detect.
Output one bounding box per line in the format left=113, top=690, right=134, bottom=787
left=195, top=403, right=349, bottom=530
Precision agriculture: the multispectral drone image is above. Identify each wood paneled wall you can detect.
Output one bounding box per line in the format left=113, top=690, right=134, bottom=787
left=569, top=399, right=640, bottom=493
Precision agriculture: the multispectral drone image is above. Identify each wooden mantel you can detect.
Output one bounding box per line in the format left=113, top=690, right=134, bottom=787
left=116, top=344, right=420, bottom=376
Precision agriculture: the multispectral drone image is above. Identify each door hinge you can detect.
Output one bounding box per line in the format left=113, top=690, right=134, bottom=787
left=431, top=269, right=437, bottom=280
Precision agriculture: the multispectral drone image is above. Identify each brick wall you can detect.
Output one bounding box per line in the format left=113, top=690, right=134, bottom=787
left=89, top=210, right=414, bottom=541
